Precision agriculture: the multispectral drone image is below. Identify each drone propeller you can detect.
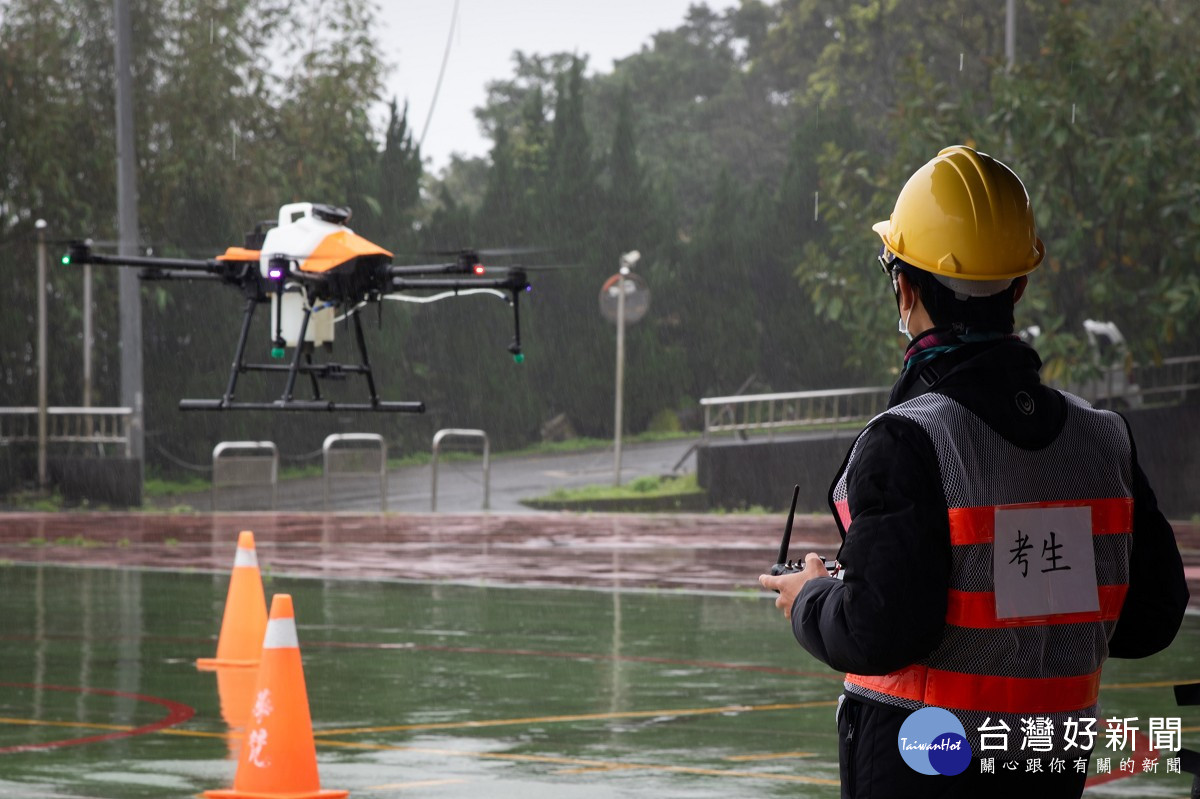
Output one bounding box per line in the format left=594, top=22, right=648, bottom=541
left=475, top=246, right=554, bottom=258
left=47, top=237, right=121, bottom=248
left=53, top=238, right=240, bottom=261
left=419, top=245, right=553, bottom=258
left=496, top=262, right=583, bottom=272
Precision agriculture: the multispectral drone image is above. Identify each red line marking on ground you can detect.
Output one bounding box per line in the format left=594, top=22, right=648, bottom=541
left=0, top=683, right=195, bottom=754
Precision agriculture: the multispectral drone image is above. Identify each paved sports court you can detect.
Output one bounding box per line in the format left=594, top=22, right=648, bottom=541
left=0, top=512, right=1196, bottom=797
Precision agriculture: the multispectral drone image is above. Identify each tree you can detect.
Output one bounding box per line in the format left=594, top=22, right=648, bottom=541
left=546, top=57, right=598, bottom=251
left=680, top=168, right=765, bottom=395
left=590, top=3, right=788, bottom=227
left=478, top=125, right=521, bottom=244
left=373, top=98, right=423, bottom=244
left=776, top=0, right=1200, bottom=385
left=475, top=51, right=576, bottom=142
left=270, top=0, right=385, bottom=210
left=602, top=87, right=651, bottom=258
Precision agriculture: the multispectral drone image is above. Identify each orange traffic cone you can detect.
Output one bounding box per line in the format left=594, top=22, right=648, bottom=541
left=197, top=531, right=268, bottom=670
left=204, top=594, right=348, bottom=799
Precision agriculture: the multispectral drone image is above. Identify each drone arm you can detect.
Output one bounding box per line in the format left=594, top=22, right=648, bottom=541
left=389, top=276, right=516, bottom=291
left=387, top=263, right=472, bottom=276
left=69, top=247, right=221, bottom=273
left=391, top=271, right=530, bottom=359
left=138, top=269, right=223, bottom=282
left=65, top=241, right=267, bottom=298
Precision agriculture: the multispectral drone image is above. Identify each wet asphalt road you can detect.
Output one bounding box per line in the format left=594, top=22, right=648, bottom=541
left=176, top=438, right=699, bottom=513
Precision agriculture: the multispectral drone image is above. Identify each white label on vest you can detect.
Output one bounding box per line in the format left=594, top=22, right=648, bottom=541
left=993, top=506, right=1099, bottom=619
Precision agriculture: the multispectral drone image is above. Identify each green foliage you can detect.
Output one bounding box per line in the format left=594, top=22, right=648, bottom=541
left=143, top=473, right=210, bottom=498
left=373, top=98, right=423, bottom=243
left=53, top=535, right=105, bottom=548
left=646, top=408, right=682, bottom=434
left=991, top=1, right=1200, bottom=369
left=4, top=0, right=1195, bottom=485
left=590, top=3, right=788, bottom=227
left=729, top=0, right=1200, bottom=382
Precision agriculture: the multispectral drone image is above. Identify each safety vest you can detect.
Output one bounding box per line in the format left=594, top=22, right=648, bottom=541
left=831, top=391, right=1133, bottom=759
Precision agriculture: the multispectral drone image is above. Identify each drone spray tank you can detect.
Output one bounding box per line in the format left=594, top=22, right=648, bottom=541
left=260, top=203, right=391, bottom=356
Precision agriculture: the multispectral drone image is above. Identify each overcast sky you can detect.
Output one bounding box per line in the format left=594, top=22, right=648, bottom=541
left=376, top=0, right=732, bottom=173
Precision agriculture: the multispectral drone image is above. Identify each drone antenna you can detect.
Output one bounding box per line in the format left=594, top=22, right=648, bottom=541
left=776, top=484, right=801, bottom=565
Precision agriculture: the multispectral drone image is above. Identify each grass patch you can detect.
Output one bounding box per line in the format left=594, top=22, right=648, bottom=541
left=507, top=430, right=693, bottom=458
left=711, top=504, right=774, bottom=516
left=521, top=473, right=709, bottom=512
left=143, top=474, right=210, bottom=498
left=52, top=535, right=105, bottom=548
left=535, top=472, right=700, bottom=503
left=2, top=490, right=66, bottom=512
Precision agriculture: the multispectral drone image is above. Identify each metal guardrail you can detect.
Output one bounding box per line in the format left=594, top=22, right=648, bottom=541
left=212, top=441, right=278, bottom=511
left=431, top=429, right=490, bottom=512
left=322, top=433, right=387, bottom=512
left=702, top=355, right=1200, bottom=438
left=1133, top=355, right=1200, bottom=405
left=701, top=387, right=892, bottom=437
left=0, top=407, right=133, bottom=454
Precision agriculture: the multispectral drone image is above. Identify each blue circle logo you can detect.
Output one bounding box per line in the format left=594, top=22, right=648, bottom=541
left=897, top=707, right=972, bottom=776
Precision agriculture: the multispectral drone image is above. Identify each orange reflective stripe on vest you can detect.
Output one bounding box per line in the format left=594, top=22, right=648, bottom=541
left=941, top=497, right=1131, bottom=628
left=832, top=392, right=1134, bottom=728
left=833, top=498, right=851, bottom=532
left=845, top=665, right=1103, bottom=714
left=946, top=584, right=1128, bottom=628
left=947, top=497, right=1133, bottom=546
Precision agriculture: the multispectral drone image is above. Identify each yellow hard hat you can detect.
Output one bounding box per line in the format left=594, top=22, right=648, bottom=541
left=873, top=145, right=1044, bottom=281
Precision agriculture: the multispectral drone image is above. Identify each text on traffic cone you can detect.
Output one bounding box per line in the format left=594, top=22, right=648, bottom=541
left=204, top=593, right=348, bottom=799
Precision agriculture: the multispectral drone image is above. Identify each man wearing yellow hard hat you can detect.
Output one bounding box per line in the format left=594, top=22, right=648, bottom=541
left=761, top=146, right=1188, bottom=797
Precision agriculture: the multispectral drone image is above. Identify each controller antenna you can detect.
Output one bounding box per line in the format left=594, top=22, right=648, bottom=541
left=776, top=484, right=800, bottom=566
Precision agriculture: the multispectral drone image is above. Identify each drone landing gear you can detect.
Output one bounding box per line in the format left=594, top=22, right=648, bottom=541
left=178, top=298, right=425, bottom=412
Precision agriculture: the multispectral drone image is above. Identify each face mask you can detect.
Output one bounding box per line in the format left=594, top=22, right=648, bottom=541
left=889, top=268, right=913, bottom=342
left=897, top=306, right=913, bottom=342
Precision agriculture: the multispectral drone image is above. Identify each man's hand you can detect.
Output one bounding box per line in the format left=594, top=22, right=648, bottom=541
left=758, top=553, right=828, bottom=619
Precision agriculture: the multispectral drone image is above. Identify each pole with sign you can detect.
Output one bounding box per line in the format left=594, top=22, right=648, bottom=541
left=36, top=219, right=47, bottom=488
left=601, top=251, right=649, bottom=485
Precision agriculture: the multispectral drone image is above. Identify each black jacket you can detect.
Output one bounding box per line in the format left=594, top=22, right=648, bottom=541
left=793, top=335, right=1189, bottom=676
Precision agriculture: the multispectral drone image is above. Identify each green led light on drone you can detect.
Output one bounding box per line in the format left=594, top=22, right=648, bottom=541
left=270, top=347, right=286, bottom=359
left=513, top=353, right=525, bottom=364
left=61, top=254, right=71, bottom=265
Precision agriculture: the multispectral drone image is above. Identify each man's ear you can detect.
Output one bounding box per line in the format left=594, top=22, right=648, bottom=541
left=896, top=270, right=919, bottom=313
left=1012, top=275, right=1028, bottom=304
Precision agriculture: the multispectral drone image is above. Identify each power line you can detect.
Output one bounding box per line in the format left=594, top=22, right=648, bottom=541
left=418, top=0, right=461, bottom=150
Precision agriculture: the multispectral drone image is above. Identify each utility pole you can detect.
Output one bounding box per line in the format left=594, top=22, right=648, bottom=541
left=1005, top=0, right=1016, bottom=72
left=113, top=0, right=144, bottom=471
left=36, top=220, right=48, bottom=489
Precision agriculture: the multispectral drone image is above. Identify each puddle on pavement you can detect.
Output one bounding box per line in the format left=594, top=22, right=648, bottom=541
left=0, top=565, right=1195, bottom=798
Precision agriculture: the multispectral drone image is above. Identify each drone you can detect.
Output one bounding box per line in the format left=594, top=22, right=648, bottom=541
left=63, top=202, right=537, bottom=412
